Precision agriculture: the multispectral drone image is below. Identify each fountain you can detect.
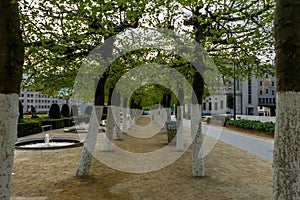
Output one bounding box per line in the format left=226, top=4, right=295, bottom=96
left=15, top=134, right=83, bottom=150
left=44, top=134, right=50, bottom=146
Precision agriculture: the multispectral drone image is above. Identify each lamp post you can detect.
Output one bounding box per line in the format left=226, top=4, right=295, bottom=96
left=233, top=63, right=236, bottom=120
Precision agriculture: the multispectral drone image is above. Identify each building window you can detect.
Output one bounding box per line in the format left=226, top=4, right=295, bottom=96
left=27, top=94, right=30, bottom=97
left=260, top=90, right=262, bottom=95
left=259, top=98, right=261, bottom=103
left=266, top=98, right=268, bottom=103
left=273, top=98, right=276, bottom=103
left=266, top=74, right=269, bottom=78
left=266, top=89, right=268, bottom=94
left=220, top=101, right=224, bottom=109
left=272, top=81, right=274, bottom=86
left=262, top=98, right=265, bottom=103
left=260, top=81, right=262, bottom=86
left=209, top=102, right=212, bottom=111
left=272, top=90, right=275, bottom=95
left=215, top=102, right=218, bottom=110
left=203, top=102, right=206, bottom=110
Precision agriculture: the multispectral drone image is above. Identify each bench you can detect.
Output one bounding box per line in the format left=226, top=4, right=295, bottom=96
left=42, top=125, right=52, bottom=132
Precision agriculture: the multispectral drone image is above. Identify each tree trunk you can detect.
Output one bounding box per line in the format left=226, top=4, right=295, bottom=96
left=113, top=91, right=121, bottom=140
left=75, top=106, right=102, bottom=177
left=191, top=72, right=204, bottom=176
left=176, top=105, right=184, bottom=151
left=273, top=0, right=300, bottom=199
left=102, top=106, right=114, bottom=151
left=122, top=97, right=128, bottom=133
left=102, top=88, right=114, bottom=151
left=191, top=103, right=204, bottom=176
left=114, top=106, right=121, bottom=140
left=122, top=107, right=127, bottom=132
left=0, top=1, right=24, bottom=199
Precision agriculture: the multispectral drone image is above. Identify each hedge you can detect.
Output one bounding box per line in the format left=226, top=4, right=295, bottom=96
left=226, top=119, right=275, bottom=133
left=63, top=118, right=73, bottom=127
left=18, top=122, right=42, bottom=138
left=41, top=119, right=64, bottom=129
left=72, top=116, right=90, bottom=124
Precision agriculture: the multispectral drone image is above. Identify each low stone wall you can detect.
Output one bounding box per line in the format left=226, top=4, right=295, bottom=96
left=237, top=115, right=276, bottom=123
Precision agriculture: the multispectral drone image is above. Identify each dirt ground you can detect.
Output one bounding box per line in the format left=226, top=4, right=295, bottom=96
left=11, top=117, right=273, bottom=200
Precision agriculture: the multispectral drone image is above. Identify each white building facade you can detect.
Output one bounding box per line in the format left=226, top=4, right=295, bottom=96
left=200, top=74, right=276, bottom=116
left=19, top=90, right=90, bottom=114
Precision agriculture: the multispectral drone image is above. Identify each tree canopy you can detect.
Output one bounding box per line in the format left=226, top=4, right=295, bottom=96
left=19, top=0, right=275, bottom=100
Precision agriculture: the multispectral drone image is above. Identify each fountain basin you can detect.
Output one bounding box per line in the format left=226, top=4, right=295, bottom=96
left=15, top=137, right=83, bottom=150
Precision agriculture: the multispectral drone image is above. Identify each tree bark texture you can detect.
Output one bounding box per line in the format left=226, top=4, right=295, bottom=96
left=0, top=1, right=24, bottom=199
left=273, top=1, right=300, bottom=198
left=75, top=106, right=102, bottom=177
left=191, top=104, right=204, bottom=176
left=176, top=105, right=184, bottom=151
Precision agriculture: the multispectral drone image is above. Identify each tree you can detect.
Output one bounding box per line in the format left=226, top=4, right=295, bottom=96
left=61, top=104, right=70, bottom=117
left=19, top=0, right=145, bottom=97
left=49, top=103, right=61, bottom=119
left=272, top=0, right=300, bottom=199
left=18, top=0, right=275, bottom=179
left=148, top=0, right=275, bottom=79
left=0, top=0, right=24, bottom=199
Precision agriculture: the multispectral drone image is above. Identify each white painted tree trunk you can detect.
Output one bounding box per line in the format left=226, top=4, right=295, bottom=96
left=191, top=104, right=204, bottom=176
left=114, top=106, right=121, bottom=140
left=153, top=109, right=158, bottom=124
left=133, top=109, right=139, bottom=124
left=0, top=94, right=19, bottom=199
left=122, top=107, right=127, bottom=133
left=128, top=108, right=134, bottom=129
left=102, top=106, right=113, bottom=151
left=166, top=107, right=171, bottom=122
left=273, top=92, right=300, bottom=199
left=75, top=106, right=102, bottom=177
left=176, top=105, right=184, bottom=151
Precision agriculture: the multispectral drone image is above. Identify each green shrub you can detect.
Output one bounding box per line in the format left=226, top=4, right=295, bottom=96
left=49, top=103, right=61, bottom=119
left=63, top=118, right=73, bottom=127
left=226, top=119, right=275, bottom=133
left=263, top=122, right=275, bottom=133
left=18, top=122, right=42, bottom=137
left=73, top=116, right=90, bottom=124
left=61, top=104, right=70, bottom=117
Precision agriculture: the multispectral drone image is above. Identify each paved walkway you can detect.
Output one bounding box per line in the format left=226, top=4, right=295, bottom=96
left=182, top=118, right=274, bottom=162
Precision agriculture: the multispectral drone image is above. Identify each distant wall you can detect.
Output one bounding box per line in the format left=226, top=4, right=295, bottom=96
left=237, top=115, right=276, bottom=123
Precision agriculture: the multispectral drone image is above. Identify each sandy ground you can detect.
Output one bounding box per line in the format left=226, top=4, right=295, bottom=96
left=11, top=117, right=273, bottom=200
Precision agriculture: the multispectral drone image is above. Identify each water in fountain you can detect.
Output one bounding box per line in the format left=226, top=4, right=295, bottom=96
left=44, top=134, right=50, bottom=146
left=16, top=132, right=82, bottom=149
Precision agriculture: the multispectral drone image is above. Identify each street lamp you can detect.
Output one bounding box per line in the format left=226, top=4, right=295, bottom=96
left=233, top=63, right=236, bottom=120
